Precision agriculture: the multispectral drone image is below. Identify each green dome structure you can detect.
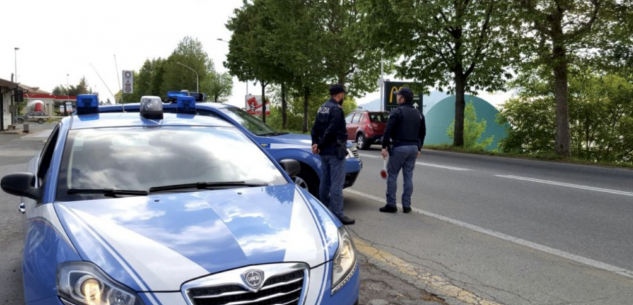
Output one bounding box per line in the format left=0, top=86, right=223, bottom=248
left=425, top=95, right=507, bottom=151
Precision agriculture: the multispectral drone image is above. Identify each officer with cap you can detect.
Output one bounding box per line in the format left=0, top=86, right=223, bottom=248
left=311, top=84, right=355, bottom=225
left=380, top=87, right=426, bottom=214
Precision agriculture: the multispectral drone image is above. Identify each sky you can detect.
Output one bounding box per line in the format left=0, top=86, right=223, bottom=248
left=0, top=0, right=513, bottom=109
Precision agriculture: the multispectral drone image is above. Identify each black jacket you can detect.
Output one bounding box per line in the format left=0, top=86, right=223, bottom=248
left=382, top=103, right=426, bottom=151
left=311, top=99, right=348, bottom=156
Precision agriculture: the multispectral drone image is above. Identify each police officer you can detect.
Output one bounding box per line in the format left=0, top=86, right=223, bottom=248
left=380, top=87, right=426, bottom=214
left=311, top=84, right=355, bottom=225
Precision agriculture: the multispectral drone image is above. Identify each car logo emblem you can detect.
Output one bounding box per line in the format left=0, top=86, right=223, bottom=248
left=242, top=269, right=265, bottom=291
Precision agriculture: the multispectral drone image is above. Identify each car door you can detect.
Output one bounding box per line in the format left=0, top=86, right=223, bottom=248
left=345, top=113, right=356, bottom=140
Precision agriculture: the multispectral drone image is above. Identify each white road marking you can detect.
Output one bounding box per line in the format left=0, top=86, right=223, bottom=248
left=344, top=188, right=633, bottom=280
left=496, top=175, right=633, bottom=197
left=359, top=153, right=471, bottom=171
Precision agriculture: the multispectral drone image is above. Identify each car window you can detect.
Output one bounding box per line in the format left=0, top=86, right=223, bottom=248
left=38, top=124, right=61, bottom=188
left=369, top=113, right=389, bottom=123
left=56, top=126, right=287, bottom=201
left=218, top=107, right=277, bottom=136
left=352, top=114, right=361, bottom=123
left=345, top=113, right=354, bottom=123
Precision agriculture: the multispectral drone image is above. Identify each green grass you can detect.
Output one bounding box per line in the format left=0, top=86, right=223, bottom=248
left=423, top=144, right=633, bottom=169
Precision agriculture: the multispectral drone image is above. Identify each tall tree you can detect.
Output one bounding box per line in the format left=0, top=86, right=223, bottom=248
left=516, top=0, right=607, bottom=156
left=161, top=37, right=213, bottom=96
left=359, top=0, right=516, bottom=147
left=202, top=72, right=234, bottom=102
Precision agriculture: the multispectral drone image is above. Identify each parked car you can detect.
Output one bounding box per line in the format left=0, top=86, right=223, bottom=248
left=101, top=102, right=363, bottom=197
left=1, top=95, right=360, bottom=305
left=345, top=110, right=389, bottom=150
left=17, top=111, right=48, bottom=124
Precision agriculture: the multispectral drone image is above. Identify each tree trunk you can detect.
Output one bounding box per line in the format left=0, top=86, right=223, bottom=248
left=552, top=43, right=571, bottom=157
left=453, top=71, right=466, bottom=147
left=281, top=82, right=287, bottom=130
left=302, top=87, right=309, bottom=133
left=261, top=82, right=267, bottom=123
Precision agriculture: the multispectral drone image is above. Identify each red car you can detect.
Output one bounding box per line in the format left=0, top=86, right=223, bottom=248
left=346, top=110, right=389, bottom=150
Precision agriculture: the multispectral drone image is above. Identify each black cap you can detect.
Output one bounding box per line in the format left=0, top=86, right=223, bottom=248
left=329, top=84, right=347, bottom=95
left=395, top=87, right=414, bottom=101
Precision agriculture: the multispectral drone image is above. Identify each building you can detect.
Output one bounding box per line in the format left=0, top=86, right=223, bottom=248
left=0, top=77, right=20, bottom=131
left=23, top=93, right=76, bottom=116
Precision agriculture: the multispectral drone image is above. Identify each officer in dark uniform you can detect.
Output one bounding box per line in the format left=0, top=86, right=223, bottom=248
left=380, top=87, right=426, bottom=214
left=311, top=84, right=355, bottom=225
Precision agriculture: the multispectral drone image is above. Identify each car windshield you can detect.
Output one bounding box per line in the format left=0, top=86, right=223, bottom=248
left=56, top=126, right=287, bottom=201
left=219, top=107, right=278, bottom=136
left=369, top=113, right=389, bottom=123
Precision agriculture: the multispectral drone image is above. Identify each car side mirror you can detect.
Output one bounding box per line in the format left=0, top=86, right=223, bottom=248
left=279, top=159, right=301, bottom=178
left=1, top=173, right=41, bottom=201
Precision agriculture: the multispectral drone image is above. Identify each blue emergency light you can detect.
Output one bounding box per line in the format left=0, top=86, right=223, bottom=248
left=76, top=95, right=99, bottom=115
left=167, top=91, right=189, bottom=100
left=140, top=96, right=164, bottom=120
left=176, top=96, right=196, bottom=114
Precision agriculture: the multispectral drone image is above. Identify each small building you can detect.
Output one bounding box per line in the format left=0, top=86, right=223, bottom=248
left=23, top=93, right=76, bottom=116
left=0, top=77, right=20, bottom=131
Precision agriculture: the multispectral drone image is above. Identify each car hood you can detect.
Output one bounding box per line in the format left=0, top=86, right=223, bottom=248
left=55, top=184, right=339, bottom=292
left=270, top=133, right=354, bottom=149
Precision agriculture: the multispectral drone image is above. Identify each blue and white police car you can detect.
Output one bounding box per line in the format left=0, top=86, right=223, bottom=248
left=100, top=92, right=362, bottom=196
left=1, top=95, right=359, bottom=305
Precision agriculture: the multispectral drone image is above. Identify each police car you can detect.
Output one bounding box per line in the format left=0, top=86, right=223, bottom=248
left=1, top=95, right=359, bottom=305
left=100, top=92, right=362, bottom=196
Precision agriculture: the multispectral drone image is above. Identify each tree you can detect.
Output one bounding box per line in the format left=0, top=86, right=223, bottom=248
left=359, top=0, right=516, bottom=147
left=515, top=0, right=609, bottom=156
left=202, top=72, right=233, bottom=102
left=161, top=37, right=213, bottom=97
left=52, top=77, right=92, bottom=96
left=448, top=102, right=494, bottom=150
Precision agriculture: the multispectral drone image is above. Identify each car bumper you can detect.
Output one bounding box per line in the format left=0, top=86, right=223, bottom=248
left=344, top=171, right=360, bottom=188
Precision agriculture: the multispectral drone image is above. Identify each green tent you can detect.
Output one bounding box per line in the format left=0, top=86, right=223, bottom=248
left=425, top=95, right=507, bottom=151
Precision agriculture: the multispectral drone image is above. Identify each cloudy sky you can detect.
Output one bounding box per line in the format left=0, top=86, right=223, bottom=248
left=1, top=0, right=512, bottom=108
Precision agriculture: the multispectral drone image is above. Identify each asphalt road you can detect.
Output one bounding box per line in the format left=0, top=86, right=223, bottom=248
left=343, top=145, right=633, bottom=305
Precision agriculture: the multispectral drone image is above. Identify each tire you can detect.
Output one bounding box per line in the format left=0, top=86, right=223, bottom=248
left=356, top=133, right=370, bottom=150
left=295, top=166, right=319, bottom=196
left=37, top=118, right=44, bottom=124
left=16, top=118, right=24, bottom=124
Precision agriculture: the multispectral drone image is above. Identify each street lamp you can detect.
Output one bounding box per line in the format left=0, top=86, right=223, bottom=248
left=14, top=47, right=19, bottom=84
left=175, top=62, right=199, bottom=93
left=66, top=74, right=70, bottom=115
left=216, top=38, right=248, bottom=96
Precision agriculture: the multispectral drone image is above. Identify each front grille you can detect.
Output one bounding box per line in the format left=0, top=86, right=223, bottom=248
left=189, top=270, right=304, bottom=305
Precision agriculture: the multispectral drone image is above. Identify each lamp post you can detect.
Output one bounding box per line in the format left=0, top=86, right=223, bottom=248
left=66, top=74, right=70, bottom=115
left=14, top=47, right=19, bottom=84
left=176, top=62, right=199, bottom=93
left=217, top=38, right=248, bottom=96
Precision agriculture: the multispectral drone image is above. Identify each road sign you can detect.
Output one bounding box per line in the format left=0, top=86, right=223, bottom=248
left=245, top=95, right=270, bottom=115
left=122, top=70, right=134, bottom=94
left=383, top=81, right=423, bottom=112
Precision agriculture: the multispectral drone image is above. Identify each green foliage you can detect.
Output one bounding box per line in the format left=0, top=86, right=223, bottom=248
left=160, top=37, right=214, bottom=97
left=202, top=72, right=233, bottom=103
left=497, top=67, right=633, bottom=164
left=359, top=0, right=517, bottom=146
left=447, top=102, right=494, bottom=151
left=52, top=77, right=92, bottom=96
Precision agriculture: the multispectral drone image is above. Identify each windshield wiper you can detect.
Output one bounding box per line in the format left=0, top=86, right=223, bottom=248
left=68, top=188, right=149, bottom=197
left=259, top=131, right=281, bottom=136
left=149, top=181, right=268, bottom=193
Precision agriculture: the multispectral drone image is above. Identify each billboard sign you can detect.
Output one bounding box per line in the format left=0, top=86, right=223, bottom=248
left=245, top=95, right=271, bottom=115
left=383, top=81, right=423, bottom=112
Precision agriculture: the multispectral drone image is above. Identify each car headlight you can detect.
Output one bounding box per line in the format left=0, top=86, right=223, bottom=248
left=57, top=262, right=144, bottom=305
left=331, top=226, right=357, bottom=294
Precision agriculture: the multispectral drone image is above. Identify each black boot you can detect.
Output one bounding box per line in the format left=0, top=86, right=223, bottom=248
left=337, top=215, right=356, bottom=225
left=379, top=205, right=397, bottom=213
left=403, top=207, right=412, bottom=214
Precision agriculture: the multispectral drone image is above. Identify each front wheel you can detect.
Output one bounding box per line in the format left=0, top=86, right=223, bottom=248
left=295, top=167, right=319, bottom=196
left=37, top=118, right=45, bottom=124
left=16, top=118, right=24, bottom=124
left=356, top=133, right=370, bottom=150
